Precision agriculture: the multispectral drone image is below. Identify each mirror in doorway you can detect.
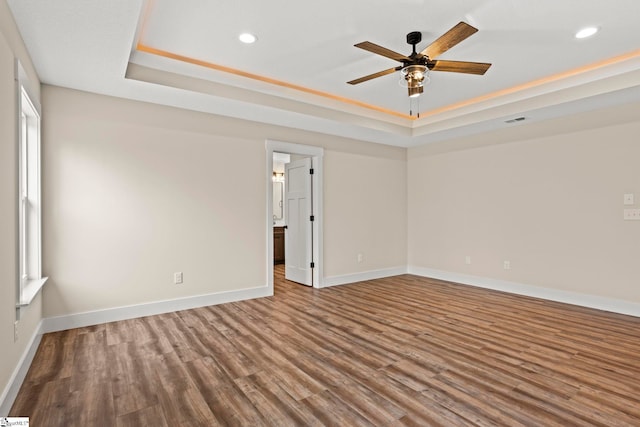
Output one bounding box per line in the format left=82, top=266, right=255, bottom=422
left=273, top=152, right=290, bottom=224
left=273, top=179, right=284, bottom=221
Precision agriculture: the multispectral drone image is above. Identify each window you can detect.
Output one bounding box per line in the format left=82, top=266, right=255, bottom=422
left=17, top=62, right=46, bottom=308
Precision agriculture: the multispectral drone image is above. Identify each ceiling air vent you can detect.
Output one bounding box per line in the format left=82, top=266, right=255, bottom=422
left=505, top=116, right=526, bottom=124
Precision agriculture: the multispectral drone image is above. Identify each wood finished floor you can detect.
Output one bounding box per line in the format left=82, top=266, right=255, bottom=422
left=11, top=265, right=640, bottom=426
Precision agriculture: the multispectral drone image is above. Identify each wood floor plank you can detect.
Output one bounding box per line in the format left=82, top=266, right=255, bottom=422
left=109, top=341, right=160, bottom=417
left=234, top=372, right=325, bottom=426
left=200, top=383, right=268, bottom=426
left=433, top=367, right=573, bottom=427
left=11, top=265, right=640, bottom=426
left=115, top=404, right=169, bottom=427
left=301, top=388, right=375, bottom=427
left=66, top=366, right=116, bottom=426
left=23, top=329, right=77, bottom=384
left=328, top=379, right=406, bottom=425
left=154, top=385, right=220, bottom=427
left=233, top=336, right=326, bottom=401
left=11, top=378, right=71, bottom=424
left=571, top=386, right=640, bottom=422
left=358, top=371, right=472, bottom=426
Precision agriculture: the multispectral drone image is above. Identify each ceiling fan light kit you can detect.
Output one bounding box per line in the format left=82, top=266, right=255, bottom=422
left=348, top=22, right=491, bottom=116
left=407, top=86, right=423, bottom=98
left=401, top=64, right=429, bottom=98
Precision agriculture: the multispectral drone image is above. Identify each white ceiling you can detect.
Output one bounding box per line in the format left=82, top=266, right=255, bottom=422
left=7, top=0, right=640, bottom=147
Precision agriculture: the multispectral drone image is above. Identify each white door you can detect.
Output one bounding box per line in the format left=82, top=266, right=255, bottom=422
left=285, top=157, right=313, bottom=286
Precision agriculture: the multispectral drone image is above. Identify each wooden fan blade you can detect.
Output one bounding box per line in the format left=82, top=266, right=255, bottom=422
left=420, top=21, right=478, bottom=59
left=354, top=41, right=411, bottom=62
left=347, top=67, right=401, bottom=85
left=429, top=59, right=491, bottom=75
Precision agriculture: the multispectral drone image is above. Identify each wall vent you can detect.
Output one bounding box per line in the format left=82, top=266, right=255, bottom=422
left=505, top=116, right=526, bottom=124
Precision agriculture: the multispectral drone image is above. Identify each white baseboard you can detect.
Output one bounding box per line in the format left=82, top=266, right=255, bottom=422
left=42, top=285, right=272, bottom=334
left=409, top=266, right=640, bottom=318
left=322, top=266, right=408, bottom=288
left=0, top=320, right=43, bottom=416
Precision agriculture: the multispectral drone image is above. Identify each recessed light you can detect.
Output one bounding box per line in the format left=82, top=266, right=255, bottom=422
left=238, top=33, right=257, bottom=44
left=575, top=27, right=599, bottom=39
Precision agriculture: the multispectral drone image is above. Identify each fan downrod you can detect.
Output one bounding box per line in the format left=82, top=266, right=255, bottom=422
left=406, top=31, right=422, bottom=56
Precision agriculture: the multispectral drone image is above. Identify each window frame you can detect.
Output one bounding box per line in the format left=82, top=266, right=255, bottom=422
left=16, top=60, right=46, bottom=309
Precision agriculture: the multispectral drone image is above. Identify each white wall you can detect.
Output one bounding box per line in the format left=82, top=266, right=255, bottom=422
left=408, top=115, right=640, bottom=305
left=0, top=2, right=43, bottom=412
left=41, top=85, right=408, bottom=318
left=324, top=150, right=406, bottom=277
left=39, top=83, right=640, bottom=321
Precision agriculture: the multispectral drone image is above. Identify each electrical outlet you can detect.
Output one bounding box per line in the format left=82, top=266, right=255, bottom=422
left=14, top=321, right=19, bottom=342
left=624, top=209, right=640, bottom=220
left=174, top=272, right=183, bottom=284
left=503, top=261, right=511, bottom=270
left=465, top=256, right=471, bottom=265
left=357, top=253, right=363, bottom=263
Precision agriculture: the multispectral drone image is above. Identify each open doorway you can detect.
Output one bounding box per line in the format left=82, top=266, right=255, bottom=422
left=266, top=140, right=324, bottom=294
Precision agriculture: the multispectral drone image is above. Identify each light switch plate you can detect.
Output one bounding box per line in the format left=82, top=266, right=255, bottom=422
left=624, top=194, right=634, bottom=205
left=174, top=272, right=183, bottom=284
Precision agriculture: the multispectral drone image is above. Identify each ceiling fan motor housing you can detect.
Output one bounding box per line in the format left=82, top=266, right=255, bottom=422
left=406, top=31, right=422, bottom=46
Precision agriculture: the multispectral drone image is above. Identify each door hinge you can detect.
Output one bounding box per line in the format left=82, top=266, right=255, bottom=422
left=310, top=262, right=315, bottom=268
left=309, top=168, right=314, bottom=175
left=310, top=215, right=315, bottom=222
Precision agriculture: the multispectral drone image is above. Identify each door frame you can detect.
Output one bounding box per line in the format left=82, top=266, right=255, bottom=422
left=266, top=140, right=324, bottom=290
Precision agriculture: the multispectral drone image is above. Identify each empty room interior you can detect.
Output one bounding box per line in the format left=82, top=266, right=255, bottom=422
left=1, top=0, right=640, bottom=425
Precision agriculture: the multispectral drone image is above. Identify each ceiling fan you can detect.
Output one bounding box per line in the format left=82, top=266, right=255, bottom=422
left=348, top=22, right=491, bottom=100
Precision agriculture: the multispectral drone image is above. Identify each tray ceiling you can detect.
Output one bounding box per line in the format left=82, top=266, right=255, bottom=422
left=8, top=0, right=640, bottom=147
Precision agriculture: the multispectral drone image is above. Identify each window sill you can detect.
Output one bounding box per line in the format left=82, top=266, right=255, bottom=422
left=17, top=277, right=48, bottom=307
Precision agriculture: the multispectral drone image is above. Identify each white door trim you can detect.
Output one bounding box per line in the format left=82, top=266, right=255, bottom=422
left=266, top=140, right=324, bottom=290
